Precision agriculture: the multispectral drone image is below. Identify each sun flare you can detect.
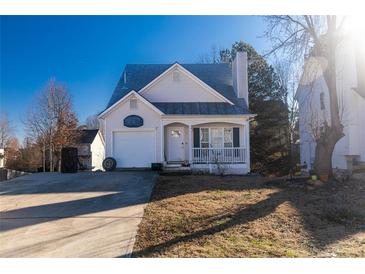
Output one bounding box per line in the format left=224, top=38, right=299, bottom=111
left=345, top=16, right=365, bottom=49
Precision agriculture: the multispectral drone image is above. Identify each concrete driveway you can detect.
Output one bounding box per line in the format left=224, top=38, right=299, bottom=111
left=0, top=171, right=157, bottom=257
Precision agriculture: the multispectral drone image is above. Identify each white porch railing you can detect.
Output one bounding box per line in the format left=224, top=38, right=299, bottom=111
left=192, top=147, right=246, bottom=164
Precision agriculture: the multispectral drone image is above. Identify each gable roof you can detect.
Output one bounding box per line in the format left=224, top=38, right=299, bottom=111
left=99, top=90, right=164, bottom=118
left=76, top=129, right=99, bottom=144
left=106, top=63, right=239, bottom=109
left=139, top=63, right=233, bottom=104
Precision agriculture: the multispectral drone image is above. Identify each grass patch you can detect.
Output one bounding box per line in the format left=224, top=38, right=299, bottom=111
left=133, top=175, right=365, bottom=257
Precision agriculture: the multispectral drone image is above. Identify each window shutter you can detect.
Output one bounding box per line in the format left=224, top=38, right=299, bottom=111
left=193, top=128, right=200, bottom=148
left=233, top=127, right=240, bottom=147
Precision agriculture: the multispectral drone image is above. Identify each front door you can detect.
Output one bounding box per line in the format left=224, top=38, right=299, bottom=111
left=168, top=127, right=185, bottom=162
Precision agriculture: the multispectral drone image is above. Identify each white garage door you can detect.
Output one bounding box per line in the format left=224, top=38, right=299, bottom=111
left=113, top=131, right=156, bottom=168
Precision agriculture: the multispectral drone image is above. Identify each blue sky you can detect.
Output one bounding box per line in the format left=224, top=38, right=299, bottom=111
left=0, top=16, right=270, bottom=141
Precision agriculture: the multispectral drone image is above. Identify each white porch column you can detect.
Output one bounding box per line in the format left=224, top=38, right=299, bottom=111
left=160, top=121, right=164, bottom=163
left=244, top=120, right=251, bottom=172
left=188, top=124, right=192, bottom=163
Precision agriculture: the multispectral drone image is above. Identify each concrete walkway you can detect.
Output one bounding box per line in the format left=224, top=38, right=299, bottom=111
left=0, top=171, right=157, bottom=257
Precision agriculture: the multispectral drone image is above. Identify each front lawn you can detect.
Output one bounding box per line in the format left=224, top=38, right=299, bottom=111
left=132, top=175, right=365, bottom=257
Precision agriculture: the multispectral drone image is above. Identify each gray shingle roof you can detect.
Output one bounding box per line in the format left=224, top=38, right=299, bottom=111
left=152, top=102, right=250, bottom=115
left=104, top=63, right=250, bottom=115
left=76, top=129, right=99, bottom=144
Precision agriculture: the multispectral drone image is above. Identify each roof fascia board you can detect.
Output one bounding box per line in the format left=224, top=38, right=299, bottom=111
left=161, top=113, right=256, bottom=118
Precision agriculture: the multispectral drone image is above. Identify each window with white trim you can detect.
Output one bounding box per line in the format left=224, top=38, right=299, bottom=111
left=170, top=130, right=182, bottom=138
left=200, top=128, right=209, bottom=148
left=200, top=127, right=234, bottom=148
left=211, top=128, right=223, bottom=148
left=224, top=128, right=233, bottom=147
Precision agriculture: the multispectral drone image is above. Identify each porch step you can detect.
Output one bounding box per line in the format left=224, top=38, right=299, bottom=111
left=161, top=165, right=192, bottom=175
left=353, top=162, right=365, bottom=173
left=352, top=172, right=365, bottom=180
left=165, top=163, right=183, bottom=168
left=353, top=162, right=365, bottom=168
left=353, top=168, right=365, bottom=173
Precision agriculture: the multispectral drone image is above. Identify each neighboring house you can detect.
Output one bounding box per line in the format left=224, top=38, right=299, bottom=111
left=75, top=129, right=105, bottom=171
left=0, top=148, right=4, bottom=168
left=98, top=52, right=255, bottom=174
left=296, top=37, right=365, bottom=172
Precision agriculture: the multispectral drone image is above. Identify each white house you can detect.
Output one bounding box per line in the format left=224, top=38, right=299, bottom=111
left=296, top=37, right=365, bottom=172
left=98, top=52, right=254, bottom=174
left=0, top=148, right=4, bottom=168
left=75, top=129, right=105, bottom=171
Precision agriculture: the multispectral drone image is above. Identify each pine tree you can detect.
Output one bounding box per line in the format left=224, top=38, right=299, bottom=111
left=219, top=41, right=290, bottom=174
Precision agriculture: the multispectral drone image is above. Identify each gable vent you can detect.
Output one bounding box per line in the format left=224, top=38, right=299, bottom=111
left=172, top=70, right=180, bottom=82
left=130, top=98, right=137, bottom=109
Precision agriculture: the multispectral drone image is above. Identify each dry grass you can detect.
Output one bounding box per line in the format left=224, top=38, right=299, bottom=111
left=132, top=175, right=365, bottom=257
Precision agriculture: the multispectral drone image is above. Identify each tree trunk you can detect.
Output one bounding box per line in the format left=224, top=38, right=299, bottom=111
left=49, top=143, right=53, bottom=172
left=313, top=126, right=342, bottom=180
left=313, top=19, right=345, bottom=181
left=58, top=148, right=62, bottom=172
left=43, top=142, right=46, bottom=172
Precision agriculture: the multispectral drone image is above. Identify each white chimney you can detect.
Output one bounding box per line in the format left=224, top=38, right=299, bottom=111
left=232, top=51, right=249, bottom=105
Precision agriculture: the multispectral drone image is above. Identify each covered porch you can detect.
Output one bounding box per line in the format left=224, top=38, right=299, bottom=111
left=160, top=116, right=251, bottom=173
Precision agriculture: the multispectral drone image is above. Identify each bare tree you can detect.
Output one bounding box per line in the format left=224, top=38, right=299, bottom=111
left=19, top=137, right=42, bottom=172
left=50, top=82, right=79, bottom=171
left=25, top=101, right=49, bottom=172
left=85, top=114, right=100, bottom=129
left=3, top=137, right=21, bottom=170
left=274, top=60, right=300, bottom=175
left=264, top=16, right=347, bottom=180
left=0, top=112, right=14, bottom=148
left=198, top=44, right=222, bottom=64
left=25, top=79, right=79, bottom=172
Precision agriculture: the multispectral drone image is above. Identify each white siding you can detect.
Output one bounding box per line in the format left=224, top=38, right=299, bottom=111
left=142, top=68, right=223, bottom=103
left=91, top=132, right=105, bottom=170
left=296, top=37, right=365, bottom=170
left=103, top=94, right=162, bottom=162
left=0, top=148, right=4, bottom=168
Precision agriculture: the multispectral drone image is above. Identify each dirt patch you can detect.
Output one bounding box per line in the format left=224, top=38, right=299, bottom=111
left=132, top=175, right=365, bottom=257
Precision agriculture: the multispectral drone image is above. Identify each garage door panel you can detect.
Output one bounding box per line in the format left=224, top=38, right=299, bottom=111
left=113, top=131, right=155, bottom=168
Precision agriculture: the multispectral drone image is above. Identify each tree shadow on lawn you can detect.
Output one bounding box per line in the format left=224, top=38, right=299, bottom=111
left=131, top=177, right=365, bottom=257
